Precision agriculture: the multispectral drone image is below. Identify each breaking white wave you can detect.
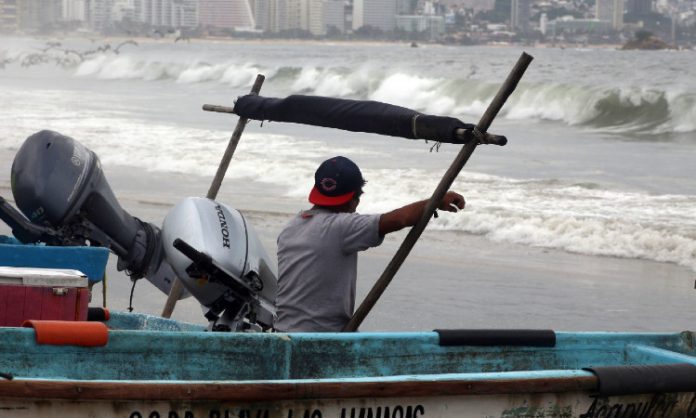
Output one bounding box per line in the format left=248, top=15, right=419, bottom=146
left=66, top=53, right=696, bottom=136
left=3, top=35, right=694, bottom=138
left=362, top=169, right=696, bottom=272
left=504, top=83, right=696, bottom=135
left=1, top=94, right=693, bottom=272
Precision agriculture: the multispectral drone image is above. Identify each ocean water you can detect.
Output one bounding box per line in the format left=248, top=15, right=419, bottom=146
left=1, top=37, right=696, bottom=330
left=0, top=38, right=696, bottom=331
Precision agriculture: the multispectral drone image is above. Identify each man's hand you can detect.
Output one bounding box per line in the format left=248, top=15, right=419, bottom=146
left=379, top=191, right=466, bottom=235
left=438, top=191, right=465, bottom=212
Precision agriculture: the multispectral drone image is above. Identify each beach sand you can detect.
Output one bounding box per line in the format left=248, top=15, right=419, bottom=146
left=1, top=156, right=694, bottom=332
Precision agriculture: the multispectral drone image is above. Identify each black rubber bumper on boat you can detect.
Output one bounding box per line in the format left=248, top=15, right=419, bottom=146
left=584, top=363, right=696, bottom=396
left=434, top=329, right=557, bottom=347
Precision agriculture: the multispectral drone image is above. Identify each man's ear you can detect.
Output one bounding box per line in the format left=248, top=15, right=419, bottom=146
left=349, top=196, right=361, bottom=212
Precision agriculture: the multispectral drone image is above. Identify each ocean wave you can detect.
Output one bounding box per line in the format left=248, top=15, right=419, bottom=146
left=363, top=170, right=696, bottom=272
left=1, top=101, right=694, bottom=271
left=3, top=41, right=695, bottom=273
left=506, top=83, right=696, bottom=135
left=65, top=53, right=696, bottom=136
left=4, top=36, right=695, bottom=137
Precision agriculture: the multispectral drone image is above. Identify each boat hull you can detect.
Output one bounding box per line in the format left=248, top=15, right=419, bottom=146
left=2, top=307, right=696, bottom=418
left=1, top=386, right=695, bottom=418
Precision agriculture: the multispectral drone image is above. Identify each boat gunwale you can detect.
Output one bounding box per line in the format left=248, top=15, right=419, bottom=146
left=0, top=374, right=599, bottom=401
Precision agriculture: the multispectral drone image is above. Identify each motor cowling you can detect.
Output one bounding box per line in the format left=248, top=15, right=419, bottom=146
left=162, top=197, right=277, bottom=331
left=12, top=130, right=140, bottom=249
left=9, top=130, right=180, bottom=295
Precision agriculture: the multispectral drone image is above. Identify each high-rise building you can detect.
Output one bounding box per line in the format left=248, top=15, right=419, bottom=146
left=283, top=0, right=324, bottom=34
left=285, top=0, right=304, bottom=30
left=17, top=0, right=63, bottom=31
left=256, top=0, right=338, bottom=34
left=352, top=0, right=397, bottom=31
left=395, top=14, right=444, bottom=37
left=539, top=12, right=547, bottom=34
left=133, top=0, right=197, bottom=28
left=254, top=0, right=289, bottom=32
left=626, top=0, right=651, bottom=15
left=396, top=0, right=416, bottom=15
left=307, top=0, right=324, bottom=34
left=85, top=0, right=114, bottom=31
left=171, top=0, right=198, bottom=28
left=272, top=0, right=289, bottom=31
left=597, top=0, right=624, bottom=29
left=0, top=0, right=19, bottom=33
left=434, top=0, right=493, bottom=12
left=112, top=0, right=136, bottom=22
left=143, top=0, right=169, bottom=26
left=254, top=0, right=272, bottom=29
left=511, top=0, right=530, bottom=33
left=323, top=0, right=345, bottom=32
left=199, top=0, right=255, bottom=31
left=63, top=0, right=88, bottom=22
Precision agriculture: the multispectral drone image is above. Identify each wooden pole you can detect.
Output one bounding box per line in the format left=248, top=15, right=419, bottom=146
left=343, top=52, right=534, bottom=332
left=161, top=74, right=266, bottom=318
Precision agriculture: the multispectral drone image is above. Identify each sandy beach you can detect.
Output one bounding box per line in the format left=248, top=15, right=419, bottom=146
left=3, top=153, right=694, bottom=332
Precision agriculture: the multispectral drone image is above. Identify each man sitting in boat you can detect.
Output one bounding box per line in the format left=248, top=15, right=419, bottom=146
left=274, top=156, right=465, bottom=332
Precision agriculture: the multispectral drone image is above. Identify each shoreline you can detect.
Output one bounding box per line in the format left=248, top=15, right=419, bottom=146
left=3, top=32, right=632, bottom=51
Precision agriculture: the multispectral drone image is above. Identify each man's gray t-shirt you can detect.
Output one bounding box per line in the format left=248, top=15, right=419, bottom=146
left=274, top=208, right=383, bottom=332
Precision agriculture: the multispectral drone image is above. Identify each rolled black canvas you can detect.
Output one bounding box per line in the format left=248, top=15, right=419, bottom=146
left=233, top=94, right=474, bottom=144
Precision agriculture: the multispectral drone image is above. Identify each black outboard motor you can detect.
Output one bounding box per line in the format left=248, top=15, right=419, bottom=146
left=8, top=130, right=178, bottom=294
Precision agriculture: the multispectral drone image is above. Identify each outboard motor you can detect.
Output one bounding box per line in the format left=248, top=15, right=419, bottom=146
left=2, top=130, right=277, bottom=331
left=8, top=130, right=177, bottom=294
left=162, top=198, right=277, bottom=331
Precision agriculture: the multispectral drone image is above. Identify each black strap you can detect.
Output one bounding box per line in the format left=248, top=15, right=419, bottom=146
left=127, top=278, right=137, bottom=312
left=434, top=329, right=556, bottom=347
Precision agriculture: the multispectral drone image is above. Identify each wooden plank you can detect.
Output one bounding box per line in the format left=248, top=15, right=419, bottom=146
left=0, top=375, right=597, bottom=401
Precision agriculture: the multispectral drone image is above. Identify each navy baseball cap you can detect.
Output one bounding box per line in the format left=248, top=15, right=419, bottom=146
left=309, top=156, right=365, bottom=206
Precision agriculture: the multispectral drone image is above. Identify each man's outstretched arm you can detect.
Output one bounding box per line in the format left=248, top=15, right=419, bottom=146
left=378, top=191, right=465, bottom=235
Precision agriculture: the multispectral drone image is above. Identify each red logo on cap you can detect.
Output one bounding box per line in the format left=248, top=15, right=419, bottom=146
left=320, top=178, right=337, bottom=192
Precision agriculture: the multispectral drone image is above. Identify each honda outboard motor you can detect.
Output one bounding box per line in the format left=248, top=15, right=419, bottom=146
left=162, top=198, right=277, bottom=331
left=3, top=130, right=276, bottom=331
left=8, top=130, right=178, bottom=295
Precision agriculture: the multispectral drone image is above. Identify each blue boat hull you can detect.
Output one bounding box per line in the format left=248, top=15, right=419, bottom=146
left=1, top=311, right=696, bottom=418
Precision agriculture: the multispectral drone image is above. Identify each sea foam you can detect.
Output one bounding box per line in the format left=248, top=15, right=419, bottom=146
left=69, top=52, right=696, bottom=136
left=1, top=98, right=695, bottom=272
